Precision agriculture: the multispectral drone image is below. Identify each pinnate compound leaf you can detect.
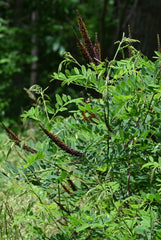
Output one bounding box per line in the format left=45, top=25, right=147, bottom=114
left=56, top=94, right=63, bottom=106
left=46, top=105, right=55, bottom=114
left=76, top=223, right=90, bottom=232
left=23, top=151, right=46, bottom=168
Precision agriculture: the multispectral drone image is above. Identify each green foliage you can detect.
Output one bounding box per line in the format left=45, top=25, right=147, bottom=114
left=1, top=36, right=161, bottom=239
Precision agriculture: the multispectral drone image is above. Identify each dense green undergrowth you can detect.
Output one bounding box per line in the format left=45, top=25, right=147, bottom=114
left=1, top=35, right=161, bottom=239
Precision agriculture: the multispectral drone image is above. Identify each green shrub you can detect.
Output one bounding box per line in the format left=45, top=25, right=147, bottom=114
left=1, top=28, right=161, bottom=240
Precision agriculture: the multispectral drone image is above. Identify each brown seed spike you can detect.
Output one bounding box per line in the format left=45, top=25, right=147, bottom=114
left=1, top=122, right=38, bottom=154
left=39, top=124, right=85, bottom=157
left=2, top=122, right=21, bottom=143
left=61, top=183, right=74, bottom=194
left=77, top=11, right=98, bottom=65
left=23, top=144, right=38, bottom=154
left=94, top=32, right=101, bottom=61
left=67, top=178, right=77, bottom=191
left=77, top=40, right=93, bottom=63
left=73, top=27, right=93, bottom=63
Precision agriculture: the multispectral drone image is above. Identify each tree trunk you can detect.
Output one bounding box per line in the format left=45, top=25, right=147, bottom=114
left=121, top=0, right=161, bottom=58
left=107, top=0, right=161, bottom=59
left=30, top=11, right=38, bottom=87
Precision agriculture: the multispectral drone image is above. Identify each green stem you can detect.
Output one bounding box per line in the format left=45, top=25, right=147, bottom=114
left=41, top=89, right=50, bottom=122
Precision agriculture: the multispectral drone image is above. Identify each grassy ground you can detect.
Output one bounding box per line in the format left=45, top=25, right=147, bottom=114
left=0, top=130, right=20, bottom=239
left=0, top=126, right=52, bottom=240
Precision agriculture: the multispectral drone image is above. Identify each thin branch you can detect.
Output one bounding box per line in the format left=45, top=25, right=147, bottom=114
left=143, top=93, right=156, bottom=125
left=52, top=199, right=71, bottom=215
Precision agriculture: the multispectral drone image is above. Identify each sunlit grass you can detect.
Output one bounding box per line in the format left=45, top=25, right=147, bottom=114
left=0, top=127, right=56, bottom=239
